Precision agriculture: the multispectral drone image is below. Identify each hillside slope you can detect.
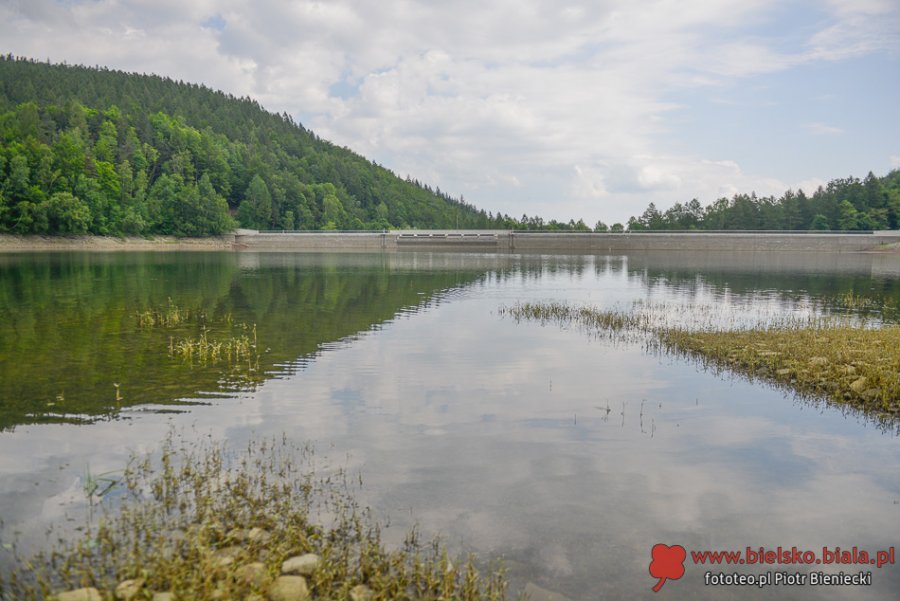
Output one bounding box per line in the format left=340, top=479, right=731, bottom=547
left=0, top=55, right=496, bottom=235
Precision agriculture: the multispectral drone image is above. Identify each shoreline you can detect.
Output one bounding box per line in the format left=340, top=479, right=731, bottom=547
left=0, top=233, right=236, bottom=252
left=1, top=231, right=899, bottom=254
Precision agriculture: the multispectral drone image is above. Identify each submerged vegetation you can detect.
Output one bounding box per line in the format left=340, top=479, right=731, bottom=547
left=134, top=301, right=259, bottom=399
left=0, top=433, right=508, bottom=600
left=497, top=302, right=643, bottom=334
left=136, top=298, right=201, bottom=329
left=500, top=302, right=900, bottom=419
left=169, top=325, right=258, bottom=372
left=138, top=299, right=260, bottom=369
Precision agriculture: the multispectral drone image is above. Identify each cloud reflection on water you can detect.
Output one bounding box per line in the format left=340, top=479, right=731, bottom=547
left=1, top=252, right=898, bottom=600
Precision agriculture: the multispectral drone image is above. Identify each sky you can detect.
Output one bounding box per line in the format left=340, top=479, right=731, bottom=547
left=2, top=0, right=899, bottom=225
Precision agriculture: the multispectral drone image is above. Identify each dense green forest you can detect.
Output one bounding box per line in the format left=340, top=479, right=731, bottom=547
left=622, top=170, right=900, bottom=232
left=0, top=55, right=550, bottom=235
left=2, top=56, right=897, bottom=236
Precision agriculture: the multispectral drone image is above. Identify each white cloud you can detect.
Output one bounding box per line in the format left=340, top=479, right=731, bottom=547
left=795, top=177, right=827, bottom=195
left=637, top=164, right=683, bottom=191
left=700, top=42, right=799, bottom=78
left=0, top=0, right=896, bottom=224
left=826, top=0, right=897, bottom=17
left=572, top=165, right=610, bottom=200
left=804, top=122, right=846, bottom=136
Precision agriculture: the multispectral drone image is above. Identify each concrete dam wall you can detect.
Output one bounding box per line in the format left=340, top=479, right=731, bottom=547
left=234, top=230, right=900, bottom=253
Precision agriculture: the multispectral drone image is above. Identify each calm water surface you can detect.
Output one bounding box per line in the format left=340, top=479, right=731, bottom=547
left=0, top=250, right=898, bottom=600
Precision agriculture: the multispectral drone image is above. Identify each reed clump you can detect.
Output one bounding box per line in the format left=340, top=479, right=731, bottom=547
left=0, top=433, right=508, bottom=600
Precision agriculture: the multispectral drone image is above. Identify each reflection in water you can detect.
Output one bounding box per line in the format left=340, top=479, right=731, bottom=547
left=624, top=251, right=900, bottom=323
left=0, top=252, right=494, bottom=429
left=0, top=251, right=898, bottom=600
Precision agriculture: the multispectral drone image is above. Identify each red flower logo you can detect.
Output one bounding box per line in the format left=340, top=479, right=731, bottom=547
left=649, top=543, right=686, bottom=592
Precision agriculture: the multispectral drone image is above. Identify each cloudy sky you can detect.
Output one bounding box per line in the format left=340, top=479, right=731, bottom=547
left=2, top=0, right=899, bottom=224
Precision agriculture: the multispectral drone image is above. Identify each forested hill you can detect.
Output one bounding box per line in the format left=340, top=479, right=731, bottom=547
left=0, top=55, right=506, bottom=236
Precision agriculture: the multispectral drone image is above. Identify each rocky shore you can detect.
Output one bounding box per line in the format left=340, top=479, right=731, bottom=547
left=52, top=548, right=370, bottom=601
left=3, top=435, right=508, bottom=601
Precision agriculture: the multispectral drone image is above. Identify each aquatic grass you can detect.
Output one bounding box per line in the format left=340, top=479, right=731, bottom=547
left=0, top=432, right=509, bottom=601
left=801, top=291, right=900, bottom=324
left=138, top=306, right=269, bottom=403
left=497, top=302, right=648, bottom=341
left=136, top=299, right=200, bottom=329
left=499, top=299, right=826, bottom=338
left=501, top=301, right=900, bottom=419
left=168, top=323, right=263, bottom=386
left=82, top=467, right=120, bottom=505
left=659, top=325, right=900, bottom=416
left=170, top=330, right=255, bottom=366
left=834, top=291, right=881, bottom=311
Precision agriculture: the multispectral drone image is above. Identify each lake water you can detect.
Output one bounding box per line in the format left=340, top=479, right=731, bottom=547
left=0, top=250, right=898, bottom=600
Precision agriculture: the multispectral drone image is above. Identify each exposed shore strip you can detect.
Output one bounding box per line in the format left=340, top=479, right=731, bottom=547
left=0, top=233, right=235, bottom=252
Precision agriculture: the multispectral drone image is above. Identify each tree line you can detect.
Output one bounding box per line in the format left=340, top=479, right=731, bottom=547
left=622, top=171, right=900, bottom=232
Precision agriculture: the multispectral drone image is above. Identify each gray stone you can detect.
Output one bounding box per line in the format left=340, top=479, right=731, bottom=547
left=280, top=553, right=321, bottom=576
left=349, top=584, right=372, bottom=601
left=227, top=528, right=250, bottom=542
left=268, top=575, right=309, bottom=601
left=55, top=589, right=102, bottom=601
left=212, top=545, right=243, bottom=568
left=236, top=561, right=269, bottom=587
left=248, top=527, right=272, bottom=544
left=115, top=578, right=145, bottom=600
